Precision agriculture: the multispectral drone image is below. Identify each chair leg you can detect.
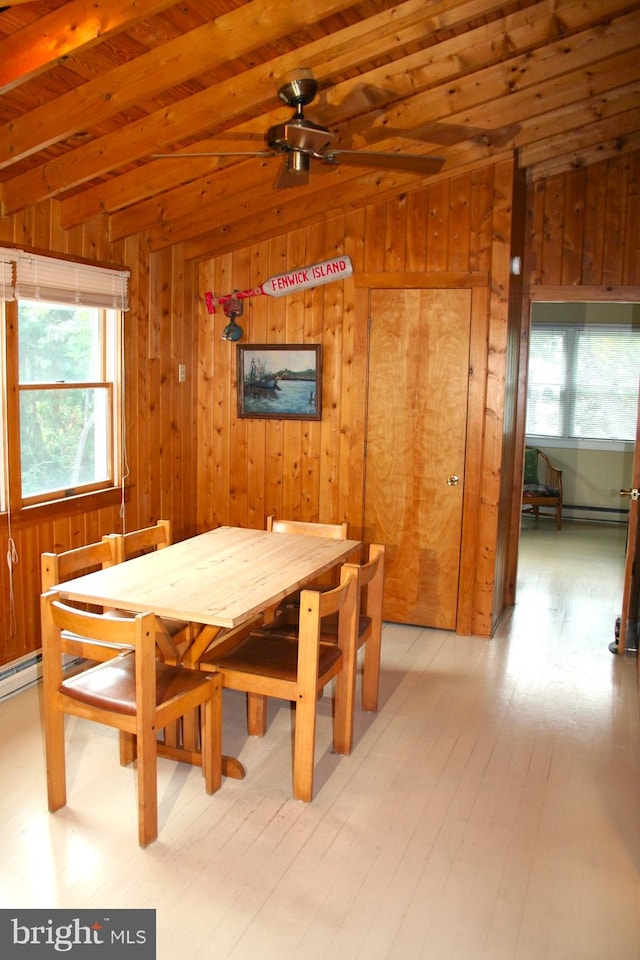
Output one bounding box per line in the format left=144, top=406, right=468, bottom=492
left=202, top=674, right=222, bottom=795
left=361, top=640, right=380, bottom=713
left=292, top=689, right=317, bottom=802
left=119, top=731, right=137, bottom=765
left=333, top=654, right=356, bottom=757
left=135, top=720, right=158, bottom=847
left=44, top=706, right=67, bottom=812
left=246, top=692, right=267, bottom=736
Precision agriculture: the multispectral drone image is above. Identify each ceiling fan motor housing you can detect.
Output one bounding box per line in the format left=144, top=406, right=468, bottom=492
left=267, top=119, right=334, bottom=156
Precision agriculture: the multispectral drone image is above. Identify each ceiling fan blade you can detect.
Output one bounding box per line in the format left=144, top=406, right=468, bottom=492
left=152, top=151, right=275, bottom=159
left=323, top=151, right=445, bottom=174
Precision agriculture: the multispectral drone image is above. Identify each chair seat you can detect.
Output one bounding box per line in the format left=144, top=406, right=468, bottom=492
left=261, top=606, right=372, bottom=644
left=211, top=633, right=342, bottom=683
left=61, top=652, right=210, bottom=715
left=523, top=483, right=559, bottom=497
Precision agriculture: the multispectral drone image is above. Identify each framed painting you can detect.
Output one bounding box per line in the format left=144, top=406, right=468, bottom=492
left=237, top=344, right=322, bottom=420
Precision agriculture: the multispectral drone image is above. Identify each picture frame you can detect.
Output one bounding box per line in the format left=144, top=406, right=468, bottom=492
left=237, top=344, right=322, bottom=420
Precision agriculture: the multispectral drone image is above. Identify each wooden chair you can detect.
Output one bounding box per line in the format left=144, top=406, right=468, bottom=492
left=106, top=520, right=191, bottom=663
left=198, top=565, right=359, bottom=802
left=41, top=538, right=124, bottom=663
left=522, top=446, right=563, bottom=529
left=41, top=591, right=222, bottom=847
left=267, top=515, right=348, bottom=539
left=266, top=515, right=349, bottom=599
left=253, top=543, right=386, bottom=712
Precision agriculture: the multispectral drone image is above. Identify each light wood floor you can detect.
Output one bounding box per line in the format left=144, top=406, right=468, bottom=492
left=1, top=520, right=639, bottom=959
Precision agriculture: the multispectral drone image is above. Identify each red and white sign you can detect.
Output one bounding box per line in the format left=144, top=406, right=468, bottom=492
left=205, top=256, right=353, bottom=313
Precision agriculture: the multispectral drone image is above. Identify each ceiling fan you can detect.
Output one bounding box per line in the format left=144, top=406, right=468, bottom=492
left=153, top=69, right=445, bottom=189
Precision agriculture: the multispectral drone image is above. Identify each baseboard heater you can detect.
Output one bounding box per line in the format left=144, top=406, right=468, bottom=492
left=0, top=650, right=43, bottom=702
left=564, top=504, right=629, bottom=520
left=0, top=650, right=80, bottom=702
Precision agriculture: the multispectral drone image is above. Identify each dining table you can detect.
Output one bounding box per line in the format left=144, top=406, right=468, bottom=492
left=48, top=524, right=361, bottom=779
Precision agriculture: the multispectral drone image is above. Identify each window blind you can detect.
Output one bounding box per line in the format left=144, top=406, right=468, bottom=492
left=527, top=323, right=640, bottom=442
left=0, top=250, right=16, bottom=301
left=0, top=247, right=129, bottom=309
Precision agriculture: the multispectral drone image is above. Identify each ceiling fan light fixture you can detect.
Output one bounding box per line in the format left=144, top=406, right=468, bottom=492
left=288, top=151, right=310, bottom=175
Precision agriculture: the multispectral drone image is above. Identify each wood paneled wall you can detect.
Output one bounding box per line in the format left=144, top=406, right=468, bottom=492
left=197, top=157, right=521, bottom=637
left=4, top=150, right=637, bottom=666
left=527, top=152, right=640, bottom=289
left=0, top=203, right=198, bottom=667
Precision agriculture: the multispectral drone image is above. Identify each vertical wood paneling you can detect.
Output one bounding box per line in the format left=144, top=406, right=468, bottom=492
left=426, top=179, right=450, bottom=271
left=196, top=157, right=519, bottom=636
left=0, top=200, right=198, bottom=666
left=623, top=156, right=640, bottom=284
left=529, top=152, right=640, bottom=289
left=541, top=174, right=566, bottom=284
left=561, top=168, right=586, bottom=285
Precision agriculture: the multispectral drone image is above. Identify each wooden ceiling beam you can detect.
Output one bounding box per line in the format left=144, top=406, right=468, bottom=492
left=0, top=0, right=359, bottom=168
left=60, top=0, right=513, bottom=228
left=521, top=110, right=640, bottom=170
left=0, top=0, right=177, bottom=95
left=148, top=62, right=640, bottom=253
left=110, top=27, right=640, bottom=243
left=353, top=9, right=640, bottom=149
left=17, top=0, right=629, bottom=213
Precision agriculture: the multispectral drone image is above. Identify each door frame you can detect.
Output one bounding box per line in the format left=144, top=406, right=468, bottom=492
left=356, top=271, right=489, bottom=634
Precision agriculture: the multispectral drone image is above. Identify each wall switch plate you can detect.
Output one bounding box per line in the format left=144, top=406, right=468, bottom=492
left=178, top=363, right=186, bottom=383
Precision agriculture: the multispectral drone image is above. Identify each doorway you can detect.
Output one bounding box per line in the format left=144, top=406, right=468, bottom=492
left=520, top=299, right=640, bottom=648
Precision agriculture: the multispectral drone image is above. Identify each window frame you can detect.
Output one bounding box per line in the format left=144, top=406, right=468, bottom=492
left=3, top=293, right=124, bottom=511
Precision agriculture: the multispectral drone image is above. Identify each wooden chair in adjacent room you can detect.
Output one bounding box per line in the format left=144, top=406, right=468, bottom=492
left=198, top=565, right=359, bottom=802
left=522, top=446, right=563, bottom=529
left=253, top=543, right=386, bottom=712
left=41, top=591, right=222, bottom=847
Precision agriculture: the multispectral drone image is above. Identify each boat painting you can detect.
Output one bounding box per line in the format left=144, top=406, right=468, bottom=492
left=237, top=345, right=322, bottom=420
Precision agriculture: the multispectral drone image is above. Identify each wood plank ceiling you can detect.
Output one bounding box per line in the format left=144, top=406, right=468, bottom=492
left=1, top=0, right=639, bottom=261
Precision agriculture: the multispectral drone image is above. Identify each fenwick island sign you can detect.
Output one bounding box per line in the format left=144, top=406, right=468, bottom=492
left=204, top=255, right=353, bottom=313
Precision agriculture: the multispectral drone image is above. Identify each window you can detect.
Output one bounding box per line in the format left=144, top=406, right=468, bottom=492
left=1, top=248, right=128, bottom=509
left=526, top=324, right=640, bottom=443
left=17, top=301, right=118, bottom=502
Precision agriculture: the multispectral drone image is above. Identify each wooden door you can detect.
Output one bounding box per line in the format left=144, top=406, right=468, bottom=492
left=618, top=385, right=640, bottom=655
left=364, top=288, right=471, bottom=629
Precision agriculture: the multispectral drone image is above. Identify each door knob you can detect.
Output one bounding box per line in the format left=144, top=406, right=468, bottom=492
left=620, top=488, right=640, bottom=500
left=447, top=475, right=459, bottom=486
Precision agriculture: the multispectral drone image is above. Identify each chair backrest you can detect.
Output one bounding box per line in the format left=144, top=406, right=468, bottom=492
left=353, top=541, right=385, bottom=618
left=109, top=520, right=172, bottom=563
left=267, top=516, right=348, bottom=540
left=44, top=592, right=150, bottom=666
left=524, top=447, right=540, bottom=484
left=41, top=538, right=118, bottom=592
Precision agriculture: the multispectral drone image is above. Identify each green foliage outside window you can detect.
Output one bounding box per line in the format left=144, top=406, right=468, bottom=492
left=18, top=301, right=111, bottom=500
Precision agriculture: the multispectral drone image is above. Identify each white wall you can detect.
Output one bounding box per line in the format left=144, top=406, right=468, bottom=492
left=534, top=444, right=634, bottom=521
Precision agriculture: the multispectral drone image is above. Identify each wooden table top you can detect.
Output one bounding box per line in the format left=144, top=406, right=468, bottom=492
left=54, top=525, right=361, bottom=629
